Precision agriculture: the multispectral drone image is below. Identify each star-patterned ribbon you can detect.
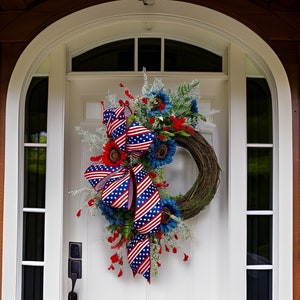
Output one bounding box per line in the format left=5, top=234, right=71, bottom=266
left=84, top=104, right=162, bottom=282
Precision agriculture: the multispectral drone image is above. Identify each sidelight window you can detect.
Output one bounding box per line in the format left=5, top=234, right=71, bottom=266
left=246, top=77, right=273, bottom=300
left=22, top=77, right=48, bottom=300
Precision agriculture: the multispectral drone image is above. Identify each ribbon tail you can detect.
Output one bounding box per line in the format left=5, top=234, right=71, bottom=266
left=127, top=234, right=151, bottom=283
left=126, top=164, right=162, bottom=283
left=132, top=164, right=162, bottom=235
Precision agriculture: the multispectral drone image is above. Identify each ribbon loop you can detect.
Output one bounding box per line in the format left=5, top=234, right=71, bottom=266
left=85, top=164, right=131, bottom=209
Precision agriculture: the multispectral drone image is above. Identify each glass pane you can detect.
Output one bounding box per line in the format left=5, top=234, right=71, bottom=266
left=247, top=270, right=272, bottom=300
left=25, top=77, right=48, bottom=143
left=138, top=38, right=161, bottom=71
left=22, top=266, right=43, bottom=300
left=24, top=148, right=46, bottom=208
left=23, top=212, right=45, bottom=261
left=247, top=78, right=272, bottom=143
left=164, top=39, right=222, bottom=72
left=72, top=39, right=134, bottom=71
left=247, top=215, right=272, bottom=265
left=247, top=148, right=272, bottom=210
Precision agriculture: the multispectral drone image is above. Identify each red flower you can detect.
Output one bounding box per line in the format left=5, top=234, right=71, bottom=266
left=111, top=238, right=127, bottom=250
left=155, top=180, right=169, bottom=189
left=108, top=264, right=115, bottom=270
left=90, top=155, right=101, bottom=162
left=159, top=103, right=165, bottom=111
left=107, top=236, right=114, bottom=243
left=76, top=209, right=81, bottom=217
left=148, top=172, right=157, bottom=178
left=87, top=199, right=94, bottom=207
left=174, top=233, right=178, bottom=240
left=157, top=261, right=161, bottom=267
left=183, top=253, right=189, bottom=262
left=125, top=89, right=134, bottom=99
left=149, top=117, right=155, bottom=124
left=142, top=97, right=148, bottom=104
left=158, top=135, right=166, bottom=140
left=185, top=125, right=195, bottom=134
left=170, top=116, right=186, bottom=131
left=157, top=231, right=163, bottom=240
left=172, top=247, right=177, bottom=254
left=110, top=253, right=119, bottom=264
left=117, top=269, right=123, bottom=277
left=101, top=141, right=126, bottom=167
left=158, top=245, right=163, bottom=254
left=113, top=230, right=120, bottom=239
left=165, top=245, right=170, bottom=252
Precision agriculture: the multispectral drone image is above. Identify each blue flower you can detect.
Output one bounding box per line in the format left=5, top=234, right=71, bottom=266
left=191, top=99, right=199, bottom=114
left=147, top=138, right=176, bottom=168
left=160, top=197, right=181, bottom=233
left=147, top=90, right=172, bottom=116
left=98, top=201, right=124, bottom=226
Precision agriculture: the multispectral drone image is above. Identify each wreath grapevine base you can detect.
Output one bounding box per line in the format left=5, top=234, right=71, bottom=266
left=74, top=73, right=220, bottom=283
left=174, top=131, right=220, bottom=220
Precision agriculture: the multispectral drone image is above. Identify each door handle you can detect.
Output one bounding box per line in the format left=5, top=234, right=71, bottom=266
left=68, top=272, right=78, bottom=300
left=68, top=242, right=82, bottom=299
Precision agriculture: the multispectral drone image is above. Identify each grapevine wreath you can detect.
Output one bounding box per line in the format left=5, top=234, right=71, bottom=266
left=75, top=73, right=220, bottom=282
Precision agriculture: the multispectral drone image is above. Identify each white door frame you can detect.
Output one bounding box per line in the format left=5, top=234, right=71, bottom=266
left=2, top=1, right=293, bottom=299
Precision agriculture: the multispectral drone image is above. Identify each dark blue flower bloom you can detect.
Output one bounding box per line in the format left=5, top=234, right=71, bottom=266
left=191, top=99, right=199, bottom=114
left=98, top=201, right=124, bottom=226
left=147, top=90, right=172, bottom=117
left=160, top=197, right=181, bottom=233
left=147, top=138, right=176, bottom=168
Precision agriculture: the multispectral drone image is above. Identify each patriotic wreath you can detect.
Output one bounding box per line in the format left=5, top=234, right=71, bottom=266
left=75, top=73, right=220, bottom=283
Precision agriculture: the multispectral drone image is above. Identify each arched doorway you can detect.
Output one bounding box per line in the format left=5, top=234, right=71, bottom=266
left=3, top=1, right=292, bottom=299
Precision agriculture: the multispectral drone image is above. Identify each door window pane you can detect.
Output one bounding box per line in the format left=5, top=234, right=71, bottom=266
left=25, top=77, right=48, bottom=143
left=164, top=39, right=222, bottom=72
left=23, top=212, right=45, bottom=261
left=72, top=39, right=134, bottom=71
left=247, top=215, right=272, bottom=265
left=247, top=147, right=273, bottom=210
left=138, top=38, right=161, bottom=71
left=247, top=78, right=272, bottom=144
left=247, top=270, right=272, bottom=300
left=22, top=266, right=44, bottom=300
left=24, top=147, right=46, bottom=208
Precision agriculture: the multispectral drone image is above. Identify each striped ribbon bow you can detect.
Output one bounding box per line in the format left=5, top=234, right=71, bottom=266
left=84, top=105, right=162, bottom=282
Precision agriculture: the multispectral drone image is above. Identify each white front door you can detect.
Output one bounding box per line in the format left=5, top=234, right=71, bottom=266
left=64, top=74, right=227, bottom=299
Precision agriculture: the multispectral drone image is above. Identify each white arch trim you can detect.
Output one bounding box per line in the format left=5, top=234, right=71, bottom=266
left=3, top=0, right=292, bottom=299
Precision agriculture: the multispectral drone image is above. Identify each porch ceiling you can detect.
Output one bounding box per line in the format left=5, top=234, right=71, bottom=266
left=0, top=0, right=299, bottom=44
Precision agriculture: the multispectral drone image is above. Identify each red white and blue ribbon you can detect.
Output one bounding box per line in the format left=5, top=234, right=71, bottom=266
left=84, top=105, right=162, bottom=282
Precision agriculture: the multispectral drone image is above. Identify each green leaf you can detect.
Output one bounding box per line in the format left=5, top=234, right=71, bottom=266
left=164, top=131, right=175, bottom=137
left=177, top=80, right=199, bottom=96
left=127, top=114, right=136, bottom=127
left=177, top=130, right=191, bottom=137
